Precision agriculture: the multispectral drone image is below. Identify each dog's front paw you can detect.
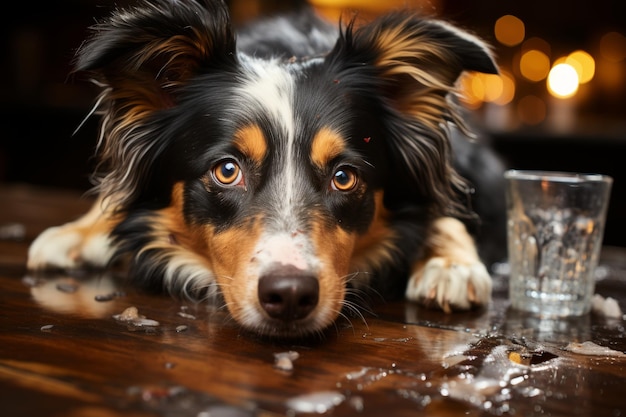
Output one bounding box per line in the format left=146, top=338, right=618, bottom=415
left=27, top=224, right=116, bottom=270
left=405, top=257, right=492, bottom=313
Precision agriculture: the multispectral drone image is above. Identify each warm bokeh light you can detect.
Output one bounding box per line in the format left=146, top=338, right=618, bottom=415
left=517, top=95, right=546, bottom=125
left=482, top=73, right=503, bottom=102
left=494, top=15, right=525, bottom=47
left=566, top=50, right=595, bottom=84
left=547, top=63, right=579, bottom=98
left=459, top=72, right=485, bottom=108
left=459, top=71, right=515, bottom=107
left=493, top=71, right=516, bottom=105
left=600, top=31, right=626, bottom=62
left=520, top=49, right=551, bottom=82
left=469, top=74, right=486, bottom=104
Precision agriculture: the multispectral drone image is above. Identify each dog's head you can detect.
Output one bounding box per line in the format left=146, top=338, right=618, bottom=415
left=77, top=0, right=497, bottom=337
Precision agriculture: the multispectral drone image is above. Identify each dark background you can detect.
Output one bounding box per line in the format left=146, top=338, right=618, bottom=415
left=1, top=0, right=624, bottom=247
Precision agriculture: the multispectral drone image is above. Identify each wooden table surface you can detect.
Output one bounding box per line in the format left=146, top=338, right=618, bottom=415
left=1, top=184, right=625, bottom=417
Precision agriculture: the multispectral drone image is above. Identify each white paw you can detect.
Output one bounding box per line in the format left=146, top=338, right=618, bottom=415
left=405, top=257, right=492, bottom=313
left=27, top=225, right=116, bottom=270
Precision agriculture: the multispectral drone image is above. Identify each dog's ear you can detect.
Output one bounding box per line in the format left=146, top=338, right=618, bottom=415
left=328, top=13, right=498, bottom=214
left=76, top=0, right=235, bottom=103
left=74, top=0, right=236, bottom=207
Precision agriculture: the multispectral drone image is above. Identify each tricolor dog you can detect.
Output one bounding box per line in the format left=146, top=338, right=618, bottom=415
left=28, top=0, right=505, bottom=337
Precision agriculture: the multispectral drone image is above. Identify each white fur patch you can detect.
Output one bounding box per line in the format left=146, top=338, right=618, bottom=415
left=27, top=225, right=115, bottom=270
left=405, top=257, right=492, bottom=312
left=237, top=57, right=295, bottom=137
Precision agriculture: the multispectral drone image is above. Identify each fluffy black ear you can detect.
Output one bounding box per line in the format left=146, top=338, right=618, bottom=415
left=327, top=12, right=498, bottom=215
left=74, top=0, right=236, bottom=207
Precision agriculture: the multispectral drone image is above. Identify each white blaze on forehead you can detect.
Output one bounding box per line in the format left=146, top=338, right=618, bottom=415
left=238, top=57, right=301, bottom=228
left=238, top=57, right=295, bottom=140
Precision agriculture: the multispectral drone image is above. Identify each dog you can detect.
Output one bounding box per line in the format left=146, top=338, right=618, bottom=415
left=27, top=0, right=505, bottom=338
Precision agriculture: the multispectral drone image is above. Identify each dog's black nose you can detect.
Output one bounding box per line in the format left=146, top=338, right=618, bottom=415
left=258, top=268, right=319, bottom=321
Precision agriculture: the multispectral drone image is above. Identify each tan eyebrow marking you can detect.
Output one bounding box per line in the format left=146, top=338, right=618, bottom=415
left=233, top=124, right=267, bottom=164
left=310, top=127, right=346, bottom=168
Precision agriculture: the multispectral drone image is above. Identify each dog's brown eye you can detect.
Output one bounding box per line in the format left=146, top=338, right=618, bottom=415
left=212, top=160, right=244, bottom=186
left=331, top=167, right=358, bottom=191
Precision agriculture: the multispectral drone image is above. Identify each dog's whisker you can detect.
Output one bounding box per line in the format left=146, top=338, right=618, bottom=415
left=344, top=302, right=373, bottom=324
left=341, top=299, right=369, bottom=328
left=334, top=309, right=358, bottom=336
left=346, top=289, right=378, bottom=314
left=342, top=270, right=369, bottom=283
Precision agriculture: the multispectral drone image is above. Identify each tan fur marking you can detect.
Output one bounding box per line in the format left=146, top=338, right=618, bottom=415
left=74, top=198, right=120, bottom=240
left=313, top=221, right=355, bottom=280
left=57, top=197, right=120, bottom=264
left=409, top=217, right=479, bottom=310
left=233, top=125, right=267, bottom=165
left=135, top=183, right=212, bottom=279
left=129, top=182, right=215, bottom=298
left=374, top=24, right=455, bottom=90
left=310, top=217, right=354, bottom=313
left=423, top=217, right=479, bottom=265
left=372, top=23, right=459, bottom=130
left=150, top=183, right=208, bottom=256
left=310, top=127, right=345, bottom=168
left=207, top=216, right=264, bottom=319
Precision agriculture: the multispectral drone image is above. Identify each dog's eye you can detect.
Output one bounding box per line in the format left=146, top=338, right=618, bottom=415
left=331, top=167, right=358, bottom=191
left=212, top=160, right=244, bottom=186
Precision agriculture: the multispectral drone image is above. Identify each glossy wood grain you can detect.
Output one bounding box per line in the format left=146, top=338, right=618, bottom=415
left=1, top=184, right=625, bottom=416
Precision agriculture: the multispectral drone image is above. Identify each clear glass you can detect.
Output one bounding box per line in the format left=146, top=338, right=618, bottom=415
left=504, top=170, right=613, bottom=317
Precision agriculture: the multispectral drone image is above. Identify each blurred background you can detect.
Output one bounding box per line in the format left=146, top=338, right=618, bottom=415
left=1, top=0, right=624, bottom=247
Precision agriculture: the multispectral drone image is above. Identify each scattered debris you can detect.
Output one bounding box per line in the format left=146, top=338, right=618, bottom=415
left=55, top=282, right=79, bottom=293
left=113, top=306, right=160, bottom=327
left=0, top=222, right=26, bottom=240
left=128, top=384, right=187, bottom=403
left=508, top=351, right=526, bottom=365
left=274, top=350, right=300, bottom=372
left=115, top=306, right=140, bottom=321
left=286, top=391, right=345, bottom=414
left=177, top=311, right=197, bottom=320
left=175, top=325, right=188, bottom=333
left=591, top=294, right=623, bottom=318
left=563, top=341, right=626, bottom=357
